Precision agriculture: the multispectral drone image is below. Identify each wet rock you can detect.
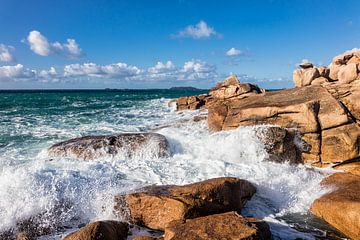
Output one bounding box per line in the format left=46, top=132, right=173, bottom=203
left=163, top=211, right=271, bottom=240
left=176, top=95, right=207, bottom=111
left=311, top=173, right=360, bottom=239
left=207, top=84, right=355, bottom=165
left=255, top=126, right=304, bottom=163
left=114, top=177, right=256, bottom=230
left=48, top=133, right=170, bottom=160
left=133, top=236, right=163, bottom=240
left=64, top=221, right=129, bottom=240
left=334, top=161, right=360, bottom=176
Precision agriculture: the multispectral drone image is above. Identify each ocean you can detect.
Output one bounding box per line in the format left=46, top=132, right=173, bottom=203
left=0, top=90, right=340, bottom=239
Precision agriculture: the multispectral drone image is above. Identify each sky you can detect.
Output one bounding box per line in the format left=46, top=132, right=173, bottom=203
left=0, top=0, right=359, bottom=89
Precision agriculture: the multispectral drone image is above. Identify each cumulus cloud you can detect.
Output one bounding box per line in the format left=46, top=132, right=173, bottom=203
left=0, top=64, right=36, bottom=81
left=148, top=61, right=175, bottom=74
left=27, top=30, right=83, bottom=58
left=226, top=47, right=242, bottom=56
left=173, top=21, right=218, bottom=39
left=64, top=62, right=142, bottom=78
left=0, top=44, right=15, bottom=62
left=0, top=59, right=218, bottom=83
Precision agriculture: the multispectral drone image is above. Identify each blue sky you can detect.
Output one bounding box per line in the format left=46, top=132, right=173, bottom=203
left=0, top=0, right=359, bottom=89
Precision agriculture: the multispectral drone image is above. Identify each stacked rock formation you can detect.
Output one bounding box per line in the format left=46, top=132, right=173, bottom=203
left=175, top=53, right=360, bottom=169
left=293, top=50, right=360, bottom=87
left=173, top=50, right=360, bottom=239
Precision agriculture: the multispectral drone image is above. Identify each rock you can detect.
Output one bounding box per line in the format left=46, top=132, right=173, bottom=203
left=323, top=80, right=360, bottom=121
left=332, top=52, right=354, bottom=65
left=334, top=161, right=360, bottom=176
left=48, top=133, right=170, bottom=160
left=310, top=77, right=328, bottom=85
left=337, top=63, right=358, bottom=84
left=207, top=85, right=355, bottom=164
left=163, top=212, right=271, bottom=240
left=293, top=68, right=320, bottom=87
left=255, top=127, right=304, bottom=163
left=64, top=221, right=129, bottom=240
left=299, top=62, right=314, bottom=69
left=210, top=85, right=350, bottom=132
left=114, top=177, right=256, bottom=230
left=321, top=123, right=360, bottom=163
left=16, top=232, right=32, bottom=240
left=209, top=75, right=264, bottom=100
left=175, top=94, right=209, bottom=111
left=311, top=173, right=360, bottom=239
left=133, top=236, right=163, bottom=240
left=328, top=63, right=341, bottom=81
left=317, top=66, right=330, bottom=78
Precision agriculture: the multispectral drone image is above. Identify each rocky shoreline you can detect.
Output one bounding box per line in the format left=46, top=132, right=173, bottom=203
left=3, top=50, right=360, bottom=239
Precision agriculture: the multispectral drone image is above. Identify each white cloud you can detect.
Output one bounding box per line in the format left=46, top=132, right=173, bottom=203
left=27, top=31, right=51, bottom=56
left=0, top=44, right=15, bottom=62
left=226, top=47, right=242, bottom=56
left=0, top=64, right=36, bottom=81
left=64, top=62, right=142, bottom=78
left=0, top=60, right=218, bottom=83
left=148, top=61, right=175, bottom=74
left=174, top=21, right=218, bottom=39
left=39, top=67, right=58, bottom=78
left=27, top=30, right=83, bottom=58
left=63, top=39, right=82, bottom=58
left=179, top=60, right=217, bottom=80
left=145, top=60, right=217, bottom=81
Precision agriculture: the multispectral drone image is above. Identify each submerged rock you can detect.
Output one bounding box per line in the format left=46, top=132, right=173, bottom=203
left=48, top=133, right=170, bottom=160
left=310, top=173, right=360, bottom=239
left=163, top=211, right=271, bottom=240
left=64, top=221, right=129, bottom=240
left=114, top=177, right=256, bottom=230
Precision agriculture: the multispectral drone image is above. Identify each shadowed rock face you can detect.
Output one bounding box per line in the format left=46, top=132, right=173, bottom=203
left=311, top=173, right=360, bottom=240
left=48, top=133, right=171, bottom=160
left=163, top=212, right=271, bottom=240
left=114, top=177, right=256, bottom=231
left=64, top=221, right=129, bottom=240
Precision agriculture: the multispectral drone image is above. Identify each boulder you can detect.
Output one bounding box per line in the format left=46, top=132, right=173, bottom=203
left=176, top=95, right=207, bottom=111
left=323, top=80, right=360, bottom=121
left=299, top=62, right=314, bottom=69
left=64, top=221, right=129, bottom=240
left=209, top=75, right=264, bottom=100
left=328, top=63, right=341, bottom=81
left=209, top=85, right=350, bottom=132
left=48, top=133, right=170, bottom=160
left=311, top=173, right=360, bottom=239
left=255, top=127, right=305, bottom=163
left=163, top=212, right=271, bottom=240
left=114, top=177, right=256, bottom=230
left=293, top=68, right=320, bottom=87
left=334, top=161, right=360, bottom=176
left=337, top=63, right=358, bottom=84
left=310, top=77, right=328, bottom=85
left=321, top=123, right=360, bottom=163
left=207, top=85, right=355, bottom=165
left=317, top=66, right=330, bottom=78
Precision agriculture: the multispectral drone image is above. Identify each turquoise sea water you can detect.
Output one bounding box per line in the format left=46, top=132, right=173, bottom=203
left=0, top=90, right=343, bottom=239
